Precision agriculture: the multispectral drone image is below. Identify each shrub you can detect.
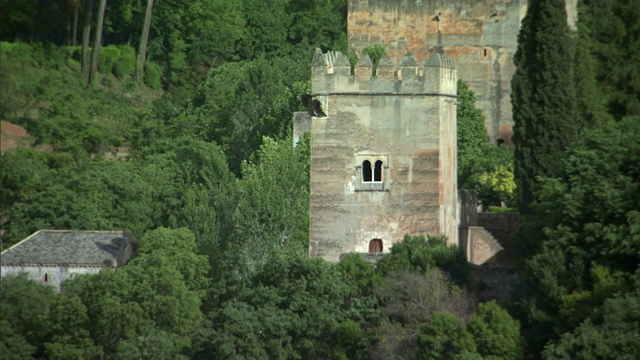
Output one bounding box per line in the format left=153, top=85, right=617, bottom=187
left=64, top=45, right=82, bottom=62
left=98, top=45, right=121, bottom=73
left=487, top=206, right=517, bottom=213
left=0, top=42, right=19, bottom=56
left=1, top=42, right=43, bottom=65
left=144, top=61, right=162, bottom=90
left=49, top=46, right=69, bottom=69
left=113, top=46, right=135, bottom=79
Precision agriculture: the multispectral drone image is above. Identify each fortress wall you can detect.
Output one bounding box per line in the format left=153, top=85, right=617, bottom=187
left=309, top=50, right=458, bottom=261
left=347, top=0, right=527, bottom=143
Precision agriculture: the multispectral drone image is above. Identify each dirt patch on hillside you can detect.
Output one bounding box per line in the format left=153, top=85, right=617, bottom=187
left=1, top=120, right=33, bottom=153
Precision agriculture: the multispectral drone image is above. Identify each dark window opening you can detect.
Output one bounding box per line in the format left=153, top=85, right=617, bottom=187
left=362, top=160, right=372, bottom=182
left=369, top=239, right=383, bottom=253
left=497, top=139, right=505, bottom=146
left=374, top=160, right=383, bottom=182
left=484, top=48, right=487, bottom=57
left=44, top=273, right=48, bottom=282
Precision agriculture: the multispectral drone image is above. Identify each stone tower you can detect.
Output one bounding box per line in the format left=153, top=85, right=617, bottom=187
left=302, top=49, right=458, bottom=262
left=347, top=0, right=577, bottom=145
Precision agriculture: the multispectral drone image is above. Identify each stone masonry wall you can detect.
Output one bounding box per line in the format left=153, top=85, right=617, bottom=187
left=477, top=212, right=520, bottom=258
left=348, top=0, right=577, bottom=144
left=308, top=50, right=458, bottom=262
left=348, top=0, right=526, bottom=144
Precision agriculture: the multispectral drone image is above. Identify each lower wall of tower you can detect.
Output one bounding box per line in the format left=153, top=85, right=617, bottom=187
left=308, top=94, right=456, bottom=262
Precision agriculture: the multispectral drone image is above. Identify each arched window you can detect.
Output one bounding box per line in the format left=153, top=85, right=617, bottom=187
left=374, top=160, right=383, bottom=182
left=44, top=273, right=49, bottom=282
left=356, top=155, right=388, bottom=191
left=369, top=239, right=383, bottom=253
left=362, top=160, right=372, bottom=182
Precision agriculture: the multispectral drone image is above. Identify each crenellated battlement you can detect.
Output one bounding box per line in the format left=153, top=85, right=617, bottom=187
left=311, top=48, right=456, bottom=96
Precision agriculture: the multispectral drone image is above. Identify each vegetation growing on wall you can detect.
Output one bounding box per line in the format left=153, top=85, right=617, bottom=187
left=457, top=80, right=514, bottom=207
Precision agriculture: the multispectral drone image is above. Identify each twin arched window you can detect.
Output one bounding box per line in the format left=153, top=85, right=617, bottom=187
left=362, top=160, right=383, bottom=182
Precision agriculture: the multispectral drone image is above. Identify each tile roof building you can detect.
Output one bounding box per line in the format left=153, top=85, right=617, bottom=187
left=1, top=230, right=134, bottom=291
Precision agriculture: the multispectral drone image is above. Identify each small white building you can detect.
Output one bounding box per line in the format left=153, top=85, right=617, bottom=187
left=0, top=230, right=134, bottom=291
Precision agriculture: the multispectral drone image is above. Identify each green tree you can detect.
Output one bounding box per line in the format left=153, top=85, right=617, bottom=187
left=456, top=80, right=512, bottom=206
left=133, top=227, right=211, bottom=293
left=44, top=293, right=102, bottom=360
left=572, top=4, right=609, bottom=128
left=5, top=158, right=156, bottom=242
left=0, top=0, right=67, bottom=44
left=376, top=235, right=470, bottom=285
left=418, top=312, right=477, bottom=360
left=0, top=322, right=36, bottom=360
left=227, top=135, right=310, bottom=279
left=582, top=0, right=640, bottom=119
left=62, top=270, right=148, bottom=355
left=286, top=0, right=348, bottom=52
left=477, top=164, right=517, bottom=207
left=200, top=255, right=357, bottom=359
left=147, top=0, right=245, bottom=93
left=467, top=301, right=524, bottom=360
left=514, top=118, right=640, bottom=353
left=511, top=0, right=578, bottom=210
left=60, top=228, right=207, bottom=358
left=135, top=136, right=237, bottom=269
left=542, top=290, right=640, bottom=359
left=181, top=58, right=295, bottom=173
left=238, top=0, right=290, bottom=60
left=0, top=274, right=55, bottom=359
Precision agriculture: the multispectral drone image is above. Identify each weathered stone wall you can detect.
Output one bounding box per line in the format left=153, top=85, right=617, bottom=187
left=348, top=0, right=577, bottom=144
left=477, top=212, right=519, bottom=258
left=308, top=50, right=458, bottom=262
left=1, top=265, right=113, bottom=292
left=458, top=189, right=478, bottom=227
left=348, top=0, right=526, bottom=143
left=293, top=112, right=311, bottom=146
left=460, top=226, right=503, bottom=265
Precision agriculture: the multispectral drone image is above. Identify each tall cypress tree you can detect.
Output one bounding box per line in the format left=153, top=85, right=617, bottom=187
left=573, top=4, right=609, bottom=129
left=582, top=0, right=640, bottom=120
left=511, top=0, right=578, bottom=211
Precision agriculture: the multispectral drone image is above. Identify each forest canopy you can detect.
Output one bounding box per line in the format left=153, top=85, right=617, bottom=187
left=1, top=0, right=640, bottom=358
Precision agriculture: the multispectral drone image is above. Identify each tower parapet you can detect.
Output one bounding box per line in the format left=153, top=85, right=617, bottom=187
left=311, top=49, right=456, bottom=96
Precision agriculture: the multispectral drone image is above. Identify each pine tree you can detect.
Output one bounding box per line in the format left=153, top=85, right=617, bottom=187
left=511, top=0, right=578, bottom=211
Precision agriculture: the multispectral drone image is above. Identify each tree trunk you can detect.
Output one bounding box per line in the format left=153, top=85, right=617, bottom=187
left=136, top=0, right=155, bottom=84
left=88, top=0, right=107, bottom=86
left=82, top=0, right=94, bottom=74
left=72, top=3, right=80, bottom=46
left=66, top=17, right=71, bottom=45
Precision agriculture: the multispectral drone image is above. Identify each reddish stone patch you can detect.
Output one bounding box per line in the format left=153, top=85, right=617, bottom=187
left=1, top=120, right=32, bottom=153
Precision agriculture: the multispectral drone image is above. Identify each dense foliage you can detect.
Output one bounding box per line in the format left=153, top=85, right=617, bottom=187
left=457, top=80, right=514, bottom=207
left=509, top=0, right=640, bottom=358
left=1, top=0, right=639, bottom=358
left=511, top=0, right=579, bottom=210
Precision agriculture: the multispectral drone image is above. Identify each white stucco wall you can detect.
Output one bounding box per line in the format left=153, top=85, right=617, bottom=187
left=1, top=265, right=114, bottom=292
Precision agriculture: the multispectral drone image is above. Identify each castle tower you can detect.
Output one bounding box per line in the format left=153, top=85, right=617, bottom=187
left=304, top=49, right=458, bottom=262
left=347, top=0, right=577, bottom=145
